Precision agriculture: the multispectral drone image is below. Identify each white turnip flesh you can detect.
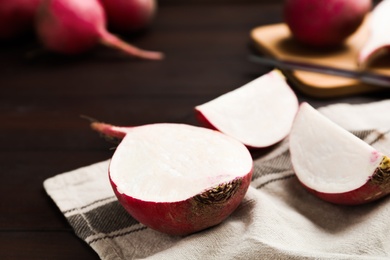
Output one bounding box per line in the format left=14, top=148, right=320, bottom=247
left=290, top=103, right=390, bottom=205
left=284, top=0, right=372, bottom=48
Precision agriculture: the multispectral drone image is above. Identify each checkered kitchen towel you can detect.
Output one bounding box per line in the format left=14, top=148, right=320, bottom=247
left=44, top=100, right=390, bottom=260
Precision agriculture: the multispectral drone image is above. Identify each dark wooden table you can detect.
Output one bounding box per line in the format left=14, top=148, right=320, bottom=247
left=1, top=1, right=388, bottom=259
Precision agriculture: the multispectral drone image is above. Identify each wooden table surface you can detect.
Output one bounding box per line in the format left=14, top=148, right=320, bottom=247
left=1, top=1, right=389, bottom=259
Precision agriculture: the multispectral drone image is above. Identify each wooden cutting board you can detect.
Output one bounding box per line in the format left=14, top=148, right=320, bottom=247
left=250, top=16, right=390, bottom=98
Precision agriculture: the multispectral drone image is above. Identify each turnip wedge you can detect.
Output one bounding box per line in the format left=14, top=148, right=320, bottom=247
left=358, top=0, right=390, bottom=68
left=93, top=122, right=253, bottom=236
left=289, top=102, right=390, bottom=205
left=195, top=70, right=298, bottom=149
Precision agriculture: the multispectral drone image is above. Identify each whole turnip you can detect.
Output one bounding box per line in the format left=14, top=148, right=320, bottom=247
left=99, top=0, right=157, bottom=34
left=0, top=0, right=41, bottom=40
left=284, top=0, right=372, bottom=48
left=35, top=0, right=163, bottom=59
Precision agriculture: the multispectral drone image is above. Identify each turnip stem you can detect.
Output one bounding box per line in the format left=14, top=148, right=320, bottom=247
left=99, top=30, right=164, bottom=60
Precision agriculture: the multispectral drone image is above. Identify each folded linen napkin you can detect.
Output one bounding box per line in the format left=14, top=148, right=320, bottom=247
left=44, top=100, right=390, bottom=260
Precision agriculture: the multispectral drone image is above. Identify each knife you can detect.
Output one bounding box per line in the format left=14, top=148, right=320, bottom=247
left=248, top=55, right=390, bottom=88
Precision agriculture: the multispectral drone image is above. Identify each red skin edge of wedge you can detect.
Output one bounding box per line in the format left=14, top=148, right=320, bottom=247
left=300, top=179, right=389, bottom=206
left=194, top=108, right=219, bottom=131
left=109, top=167, right=254, bottom=236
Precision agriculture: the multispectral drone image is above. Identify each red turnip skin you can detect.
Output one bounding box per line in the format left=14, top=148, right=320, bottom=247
left=35, top=0, right=163, bottom=59
left=110, top=168, right=252, bottom=236
left=99, top=0, right=156, bottom=34
left=0, top=0, right=41, bottom=39
left=92, top=122, right=253, bottom=236
left=358, top=0, right=390, bottom=68
left=283, top=0, right=372, bottom=48
left=301, top=163, right=390, bottom=205
left=290, top=103, right=390, bottom=205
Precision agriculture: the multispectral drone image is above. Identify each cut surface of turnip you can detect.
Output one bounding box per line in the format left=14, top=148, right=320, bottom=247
left=99, top=0, right=157, bottom=34
left=195, top=70, right=298, bottom=149
left=290, top=103, right=390, bottom=205
left=105, top=123, right=253, bottom=235
left=358, top=0, right=390, bottom=67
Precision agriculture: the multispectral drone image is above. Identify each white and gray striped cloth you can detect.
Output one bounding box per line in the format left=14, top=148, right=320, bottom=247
left=44, top=100, right=390, bottom=259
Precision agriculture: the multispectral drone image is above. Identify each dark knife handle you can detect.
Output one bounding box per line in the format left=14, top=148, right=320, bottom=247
left=249, top=55, right=390, bottom=88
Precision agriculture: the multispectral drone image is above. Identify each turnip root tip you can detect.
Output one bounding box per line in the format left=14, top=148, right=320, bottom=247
left=290, top=103, right=390, bottom=205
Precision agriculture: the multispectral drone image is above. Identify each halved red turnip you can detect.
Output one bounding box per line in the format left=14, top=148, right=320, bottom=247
left=289, top=102, right=390, bottom=205
left=195, top=70, right=299, bottom=149
left=358, top=0, right=390, bottom=67
left=93, top=122, right=253, bottom=236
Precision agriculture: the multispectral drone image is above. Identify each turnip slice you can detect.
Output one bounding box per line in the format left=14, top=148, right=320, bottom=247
left=195, top=70, right=298, bottom=149
left=290, top=102, right=390, bottom=205
left=102, top=123, right=253, bottom=236
left=358, top=0, right=390, bottom=67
